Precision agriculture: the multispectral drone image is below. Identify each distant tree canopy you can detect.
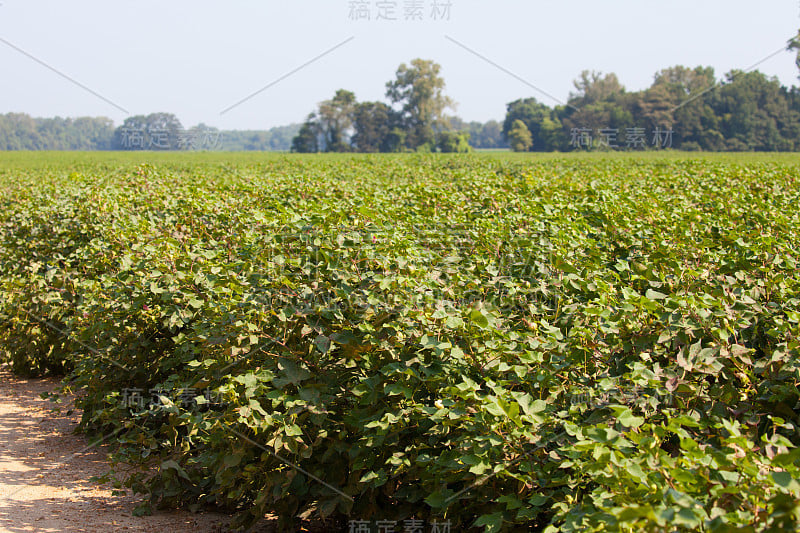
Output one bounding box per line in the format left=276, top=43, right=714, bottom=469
left=386, top=59, right=455, bottom=149
left=292, top=59, right=471, bottom=153
left=0, top=113, right=301, bottom=152
left=436, top=131, right=472, bottom=154
left=293, top=59, right=800, bottom=154
left=0, top=114, right=114, bottom=150
left=112, top=113, right=185, bottom=150
left=448, top=117, right=507, bottom=149
left=351, top=101, right=401, bottom=153
left=508, top=120, right=533, bottom=152
left=504, top=66, right=800, bottom=152
left=504, top=99, right=562, bottom=152
left=219, top=124, right=301, bottom=151
left=3, top=52, right=800, bottom=153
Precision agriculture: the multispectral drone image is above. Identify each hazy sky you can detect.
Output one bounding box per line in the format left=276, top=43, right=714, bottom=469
left=1, top=1, right=798, bottom=130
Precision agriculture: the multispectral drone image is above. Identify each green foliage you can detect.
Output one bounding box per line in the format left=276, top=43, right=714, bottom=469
left=386, top=59, right=455, bottom=150
left=449, top=118, right=508, bottom=150
left=111, top=113, right=185, bottom=150
left=509, top=67, right=800, bottom=152
left=294, top=58, right=457, bottom=154
left=219, top=124, right=301, bottom=152
left=292, top=115, right=323, bottom=153
left=507, top=120, right=533, bottom=152
left=503, top=99, right=563, bottom=152
left=352, top=102, right=399, bottom=153
left=0, top=113, right=115, bottom=150
left=5, top=59, right=800, bottom=154
left=2, top=154, right=800, bottom=531
left=0, top=112, right=299, bottom=152
left=436, top=131, right=472, bottom=153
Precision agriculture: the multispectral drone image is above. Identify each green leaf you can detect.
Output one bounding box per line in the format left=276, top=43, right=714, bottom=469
left=223, top=454, right=242, bottom=468
left=313, top=335, right=331, bottom=354
left=617, top=409, right=645, bottom=428
left=425, top=490, right=454, bottom=509
left=474, top=512, right=504, bottom=532
left=517, top=395, right=547, bottom=416
left=277, top=360, right=311, bottom=385
left=771, top=471, right=800, bottom=494
left=645, top=289, right=668, bottom=300
left=469, top=308, right=490, bottom=329
left=161, top=460, right=191, bottom=481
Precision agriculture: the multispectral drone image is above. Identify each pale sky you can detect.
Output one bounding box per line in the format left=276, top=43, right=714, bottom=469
left=0, top=1, right=797, bottom=130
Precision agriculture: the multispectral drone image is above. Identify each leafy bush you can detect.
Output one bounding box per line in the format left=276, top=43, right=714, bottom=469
left=1, top=155, right=800, bottom=531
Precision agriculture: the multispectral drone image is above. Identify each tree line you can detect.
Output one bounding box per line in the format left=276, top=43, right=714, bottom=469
left=0, top=113, right=302, bottom=152
left=0, top=111, right=503, bottom=152
left=504, top=66, right=800, bottom=152
left=292, top=58, right=800, bottom=153
left=291, top=59, right=475, bottom=153
left=0, top=113, right=115, bottom=150
left=2, top=49, right=800, bottom=152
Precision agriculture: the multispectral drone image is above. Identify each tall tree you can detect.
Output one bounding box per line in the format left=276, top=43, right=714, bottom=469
left=291, top=113, right=322, bottom=153
left=508, top=120, right=533, bottom=152
left=386, top=59, right=454, bottom=150
left=317, top=89, right=356, bottom=152
left=351, top=101, right=397, bottom=153
left=290, top=90, right=356, bottom=153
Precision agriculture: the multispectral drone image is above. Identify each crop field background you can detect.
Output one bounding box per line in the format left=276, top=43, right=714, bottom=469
left=1, top=153, right=799, bottom=531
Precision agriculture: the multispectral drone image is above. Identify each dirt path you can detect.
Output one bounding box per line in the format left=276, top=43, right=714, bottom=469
left=0, top=367, right=233, bottom=532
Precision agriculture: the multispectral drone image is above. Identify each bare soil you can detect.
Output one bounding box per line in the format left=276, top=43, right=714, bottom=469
left=0, top=367, right=234, bottom=532
left=0, top=366, right=345, bottom=532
